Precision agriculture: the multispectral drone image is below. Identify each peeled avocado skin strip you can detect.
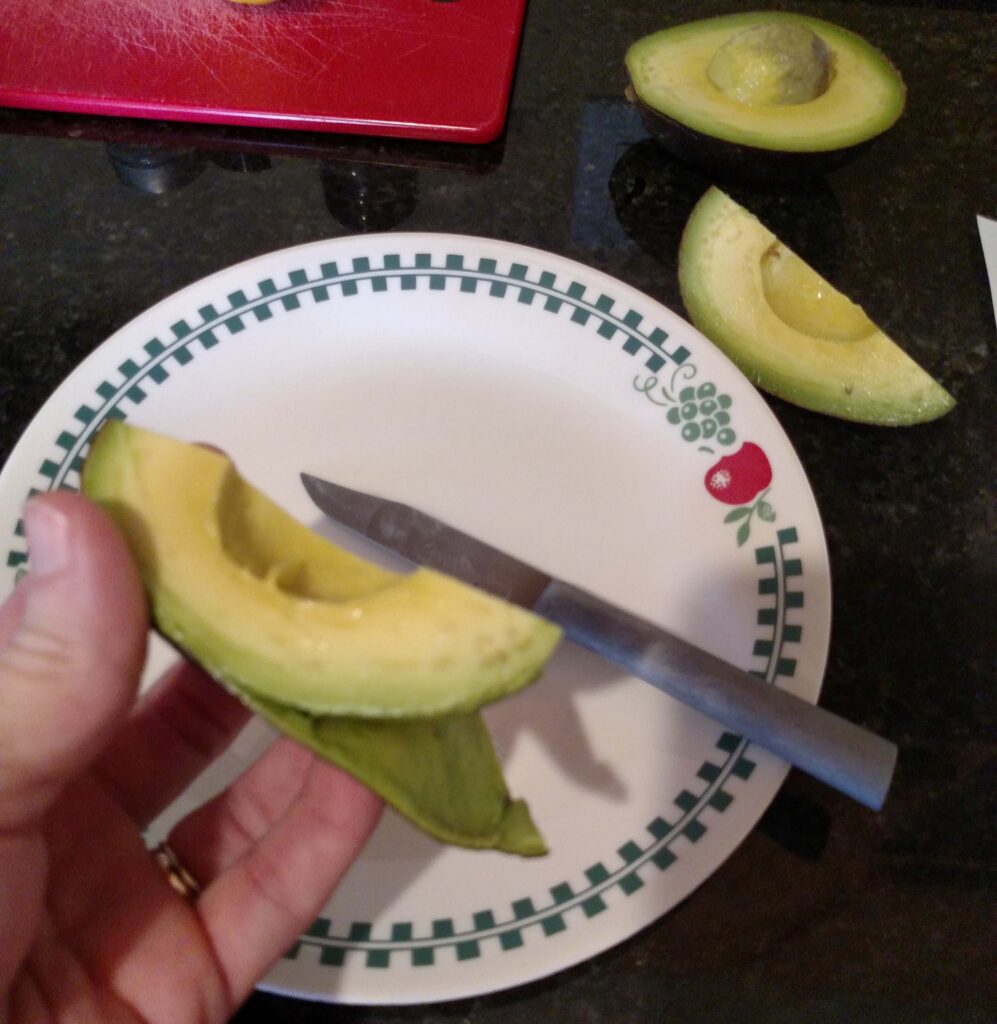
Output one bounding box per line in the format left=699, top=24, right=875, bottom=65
left=81, top=421, right=553, bottom=856
left=243, top=691, right=547, bottom=856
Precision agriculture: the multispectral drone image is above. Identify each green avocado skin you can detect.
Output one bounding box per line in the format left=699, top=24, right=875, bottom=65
left=246, top=690, right=547, bottom=856
left=628, top=89, right=869, bottom=184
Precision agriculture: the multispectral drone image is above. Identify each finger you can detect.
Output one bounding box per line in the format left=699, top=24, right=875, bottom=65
left=93, top=659, right=252, bottom=827
left=169, top=742, right=382, bottom=1005
left=0, top=492, right=148, bottom=832
left=0, top=578, right=28, bottom=650
left=168, top=737, right=334, bottom=881
left=200, top=758, right=382, bottom=1005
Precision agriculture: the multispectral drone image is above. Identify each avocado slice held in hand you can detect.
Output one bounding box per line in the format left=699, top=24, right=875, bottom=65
left=82, top=422, right=560, bottom=854
left=678, top=188, right=955, bottom=425
left=625, top=12, right=906, bottom=180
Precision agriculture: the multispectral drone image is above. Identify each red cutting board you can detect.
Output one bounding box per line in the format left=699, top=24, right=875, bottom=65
left=0, top=0, right=526, bottom=142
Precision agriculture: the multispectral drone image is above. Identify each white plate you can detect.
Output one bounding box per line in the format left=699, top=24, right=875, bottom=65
left=0, top=233, right=831, bottom=1005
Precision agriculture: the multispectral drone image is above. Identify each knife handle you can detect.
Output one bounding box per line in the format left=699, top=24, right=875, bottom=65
left=533, top=580, right=897, bottom=810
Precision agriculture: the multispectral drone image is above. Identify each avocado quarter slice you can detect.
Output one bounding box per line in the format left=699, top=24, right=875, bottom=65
left=81, top=421, right=560, bottom=854
left=678, top=187, right=955, bottom=426
left=625, top=12, right=906, bottom=181
left=82, top=421, right=560, bottom=718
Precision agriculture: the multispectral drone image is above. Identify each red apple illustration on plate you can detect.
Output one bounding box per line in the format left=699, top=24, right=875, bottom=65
left=705, top=442, right=772, bottom=505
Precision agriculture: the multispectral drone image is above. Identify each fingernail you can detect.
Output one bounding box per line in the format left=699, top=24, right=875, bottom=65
left=24, top=498, right=71, bottom=577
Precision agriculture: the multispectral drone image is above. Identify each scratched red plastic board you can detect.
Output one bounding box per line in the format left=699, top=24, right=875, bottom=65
left=0, top=0, right=526, bottom=142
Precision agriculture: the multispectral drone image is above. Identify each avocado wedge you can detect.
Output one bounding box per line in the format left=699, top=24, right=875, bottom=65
left=678, top=188, right=955, bottom=425
left=82, top=422, right=560, bottom=718
left=626, top=12, right=906, bottom=180
left=81, top=421, right=559, bottom=854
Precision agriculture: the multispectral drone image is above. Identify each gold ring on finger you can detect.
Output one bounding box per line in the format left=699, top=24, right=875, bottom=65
left=151, top=841, right=202, bottom=902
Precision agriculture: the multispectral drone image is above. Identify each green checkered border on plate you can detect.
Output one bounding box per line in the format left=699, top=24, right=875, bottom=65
left=286, top=527, right=805, bottom=971
left=7, top=250, right=700, bottom=569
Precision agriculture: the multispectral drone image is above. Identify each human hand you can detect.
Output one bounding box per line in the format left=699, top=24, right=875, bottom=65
left=0, top=492, right=383, bottom=1022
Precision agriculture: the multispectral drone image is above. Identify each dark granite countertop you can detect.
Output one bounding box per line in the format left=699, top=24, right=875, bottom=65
left=1, top=1, right=994, bottom=1021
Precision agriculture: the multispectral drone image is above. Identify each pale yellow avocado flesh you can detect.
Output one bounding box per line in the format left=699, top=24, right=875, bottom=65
left=678, top=188, right=955, bottom=425
left=81, top=422, right=561, bottom=718
left=625, top=12, right=906, bottom=152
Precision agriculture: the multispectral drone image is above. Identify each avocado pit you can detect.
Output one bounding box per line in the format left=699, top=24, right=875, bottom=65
left=707, top=23, right=833, bottom=107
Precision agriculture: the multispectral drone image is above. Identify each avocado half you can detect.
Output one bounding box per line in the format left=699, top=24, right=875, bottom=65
left=82, top=421, right=560, bottom=854
left=625, top=12, right=906, bottom=181
left=678, top=188, right=955, bottom=425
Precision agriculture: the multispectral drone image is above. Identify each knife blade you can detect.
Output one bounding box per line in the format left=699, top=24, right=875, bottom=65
left=301, top=472, right=897, bottom=810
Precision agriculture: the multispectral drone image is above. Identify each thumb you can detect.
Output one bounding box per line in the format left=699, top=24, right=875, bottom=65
left=0, top=492, right=148, bottom=832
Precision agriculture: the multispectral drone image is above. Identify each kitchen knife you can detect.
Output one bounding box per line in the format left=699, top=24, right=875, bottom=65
left=301, top=472, right=897, bottom=810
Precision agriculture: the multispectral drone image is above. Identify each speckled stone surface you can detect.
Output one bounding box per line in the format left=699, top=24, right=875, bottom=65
left=1, top=1, right=994, bottom=1021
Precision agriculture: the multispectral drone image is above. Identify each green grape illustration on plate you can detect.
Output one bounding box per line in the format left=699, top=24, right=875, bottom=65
left=664, top=381, right=737, bottom=448
left=634, top=367, right=774, bottom=546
